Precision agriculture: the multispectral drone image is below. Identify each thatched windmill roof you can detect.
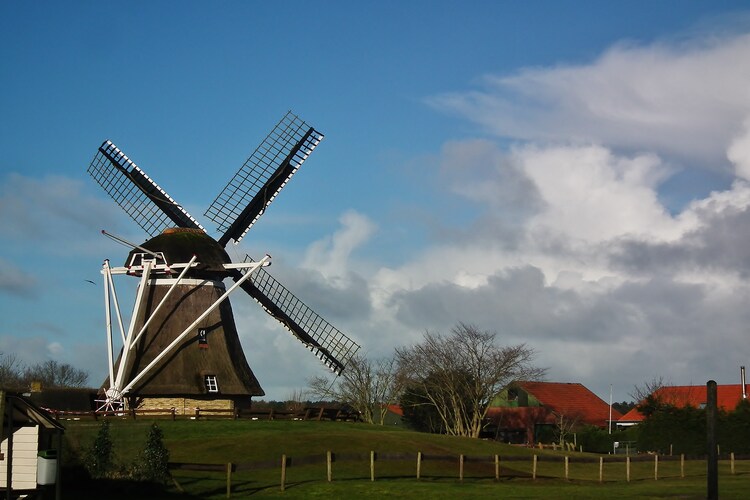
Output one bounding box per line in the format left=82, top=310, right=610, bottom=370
left=128, top=228, right=232, bottom=278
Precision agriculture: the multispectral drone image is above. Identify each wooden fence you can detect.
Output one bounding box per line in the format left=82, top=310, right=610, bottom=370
left=44, top=406, right=360, bottom=422
left=168, top=451, right=750, bottom=498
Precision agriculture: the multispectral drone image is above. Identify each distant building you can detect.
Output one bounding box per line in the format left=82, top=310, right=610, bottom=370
left=485, top=381, right=621, bottom=444
left=618, top=384, right=748, bottom=427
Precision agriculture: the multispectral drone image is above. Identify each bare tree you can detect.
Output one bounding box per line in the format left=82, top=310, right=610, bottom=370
left=23, top=360, right=89, bottom=388
left=629, top=376, right=669, bottom=403
left=0, top=352, right=23, bottom=387
left=396, top=323, right=545, bottom=438
left=630, top=376, right=674, bottom=417
left=553, top=411, right=583, bottom=446
left=308, top=353, right=403, bottom=424
left=285, top=388, right=308, bottom=413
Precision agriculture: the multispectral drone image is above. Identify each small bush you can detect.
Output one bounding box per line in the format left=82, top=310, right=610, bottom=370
left=84, top=420, right=114, bottom=479
left=133, top=423, right=170, bottom=483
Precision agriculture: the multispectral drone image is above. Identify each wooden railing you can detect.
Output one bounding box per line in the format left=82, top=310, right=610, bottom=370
left=44, top=406, right=361, bottom=422
left=168, top=451, right=750, bottom=498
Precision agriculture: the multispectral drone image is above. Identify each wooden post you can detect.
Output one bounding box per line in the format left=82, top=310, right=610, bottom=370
left=326, top=451, right=332, bottom=482
left=416, top=451, right=422, bottom=479
left=654, top=455, right=658, bottom=481
left=731, top=452, right=736, bottom=475
left=579, top=445, right=583, bottom=453
left=495, top=454, right=500, bottom=481
left=459, top=454, right=464, bottom=481
left=280, top=454, right=287, bottom=492
left=226, top=463, right=232, bottom=498
left=598, top=456, right=603, bottom=483
left=626, top=456, right=630, bottom=482
left=564, top=456, right=569, bottom=480
left=707, top=380, right=718, bottom=500
left=532, top=455, right=538, bottom=480
left=680, top=454, right=685, bottom=478
left=669, top=444, right=673, bottom=456
left=370, top=451, right=375, bottom=481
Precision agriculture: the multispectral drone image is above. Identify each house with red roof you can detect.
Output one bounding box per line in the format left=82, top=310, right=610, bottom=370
left=485, top=381, right=620, bottom=445
left=618, top=384, right=748, bottom=427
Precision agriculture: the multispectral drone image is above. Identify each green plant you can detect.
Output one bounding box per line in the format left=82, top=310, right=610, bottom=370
left=137, top=423, right=170, bottom=483
left=85, top=419, right=114, bottom=479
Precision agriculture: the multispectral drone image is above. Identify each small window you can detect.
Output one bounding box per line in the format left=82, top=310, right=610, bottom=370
left=205, top=375, right=218, bottom=393
left=198, top=328, right=208, bottom=349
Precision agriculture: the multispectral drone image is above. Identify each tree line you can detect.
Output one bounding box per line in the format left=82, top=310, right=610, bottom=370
left=0, top=352, right=89, bottom=389
left=308, top=322, right=544, bottom=438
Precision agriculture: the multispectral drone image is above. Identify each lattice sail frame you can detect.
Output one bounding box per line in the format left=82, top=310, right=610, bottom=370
left=88, top=140, right=204, bottom=237
left=205, top=111, right=324, bottom=246
left=88, top=111, right=360, bottom=377
left=236, top=255, right=360, bottom=375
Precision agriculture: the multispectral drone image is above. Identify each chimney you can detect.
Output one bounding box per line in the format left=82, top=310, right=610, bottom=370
left=742, top=366, right=747, bottom=400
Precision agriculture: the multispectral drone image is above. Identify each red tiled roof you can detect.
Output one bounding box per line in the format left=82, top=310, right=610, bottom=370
left=386, top=404, right=403, bottom=416
left=514, top=381, right=621, bottom=427
left=619, top=384, right=747, bottom=423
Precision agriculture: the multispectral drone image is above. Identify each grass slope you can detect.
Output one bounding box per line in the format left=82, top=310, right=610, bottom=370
left=60, top=419, right=750, bottom=499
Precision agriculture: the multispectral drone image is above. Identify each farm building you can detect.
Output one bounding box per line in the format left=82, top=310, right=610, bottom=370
left=618, top=384, right=748, bottom=427
left=484, top=381, right=621, bottom=444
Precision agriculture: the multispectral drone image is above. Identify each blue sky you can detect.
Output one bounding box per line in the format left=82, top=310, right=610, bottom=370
left=2, top=1, right=750, bottom=403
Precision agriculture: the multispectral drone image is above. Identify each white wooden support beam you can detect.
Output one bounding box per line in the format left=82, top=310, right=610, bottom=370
left=120, top=255, right=270, bottom=395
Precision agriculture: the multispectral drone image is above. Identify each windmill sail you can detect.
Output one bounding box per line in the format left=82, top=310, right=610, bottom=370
left=204, top=111, right=324, bottom=246
left=88, top=140, right=204, bottom=236
left=233, top=255, right=360, bottom=375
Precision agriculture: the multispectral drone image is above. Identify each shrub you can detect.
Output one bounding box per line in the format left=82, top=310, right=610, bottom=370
left=84, top=420, right=114, bottom=479
left=136, top=423, right=170, bottom=483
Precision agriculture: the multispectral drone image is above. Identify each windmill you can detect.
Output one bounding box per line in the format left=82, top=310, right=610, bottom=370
left=87, top=111, right=360, bottom=413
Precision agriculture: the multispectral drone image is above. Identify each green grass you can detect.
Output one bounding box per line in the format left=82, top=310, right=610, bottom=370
left=59, top=418, right=750, bottom=498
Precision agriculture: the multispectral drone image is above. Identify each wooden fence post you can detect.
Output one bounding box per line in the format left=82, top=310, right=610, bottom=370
left=598, top=456, right=603, bottom=483
left=416, top=451, right=422, bottom=480
left=654, top=454, right=658, bottom=481
left=564, top=456, right=569, bottom=480
left=226, top=463, right=232, bottom=499
left=680, top=454, right=685, bottom=478
left=532, top=455, right=538, bottom=480
left=495, top=454, right=500, bottom=481
left=731, top=452, right=735, bottom=475
left=626, top=456, right=630, bottom=482
left=280, top=454, right=287, bottom=492
left=326, top=451, right=332, bottom=482
left=459, top=454, right=464, bottom=482
left=370, top=451, right=375, bottom=482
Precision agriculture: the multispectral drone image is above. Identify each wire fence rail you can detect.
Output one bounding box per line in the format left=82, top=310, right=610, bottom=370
left=167, top=451, right=750, bottom=498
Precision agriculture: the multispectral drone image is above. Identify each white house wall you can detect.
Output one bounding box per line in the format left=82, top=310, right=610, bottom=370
left=0, top=426, right=39, bottom=490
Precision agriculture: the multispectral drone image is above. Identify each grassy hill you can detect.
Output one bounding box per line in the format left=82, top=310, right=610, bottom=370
left=59, top=418, right=750, bottom=499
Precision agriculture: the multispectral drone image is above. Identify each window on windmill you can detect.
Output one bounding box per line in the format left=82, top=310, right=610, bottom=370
left=205, top=375, right=219, bottom=393
left=198, top=328, right=208, bottom=349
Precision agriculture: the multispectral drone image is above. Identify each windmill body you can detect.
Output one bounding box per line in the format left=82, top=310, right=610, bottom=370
left=88, top=112, right=360, bottom=412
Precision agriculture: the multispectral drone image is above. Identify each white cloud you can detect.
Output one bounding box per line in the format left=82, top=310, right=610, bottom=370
left=428, top=33, right=750, bottom=170
left=727, top=118, right=750, bottom=180
left=302, top=210, right=376, bottom=279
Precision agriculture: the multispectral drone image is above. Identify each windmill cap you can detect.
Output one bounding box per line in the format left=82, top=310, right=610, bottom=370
left=128, top=228, right=231, bottom=277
